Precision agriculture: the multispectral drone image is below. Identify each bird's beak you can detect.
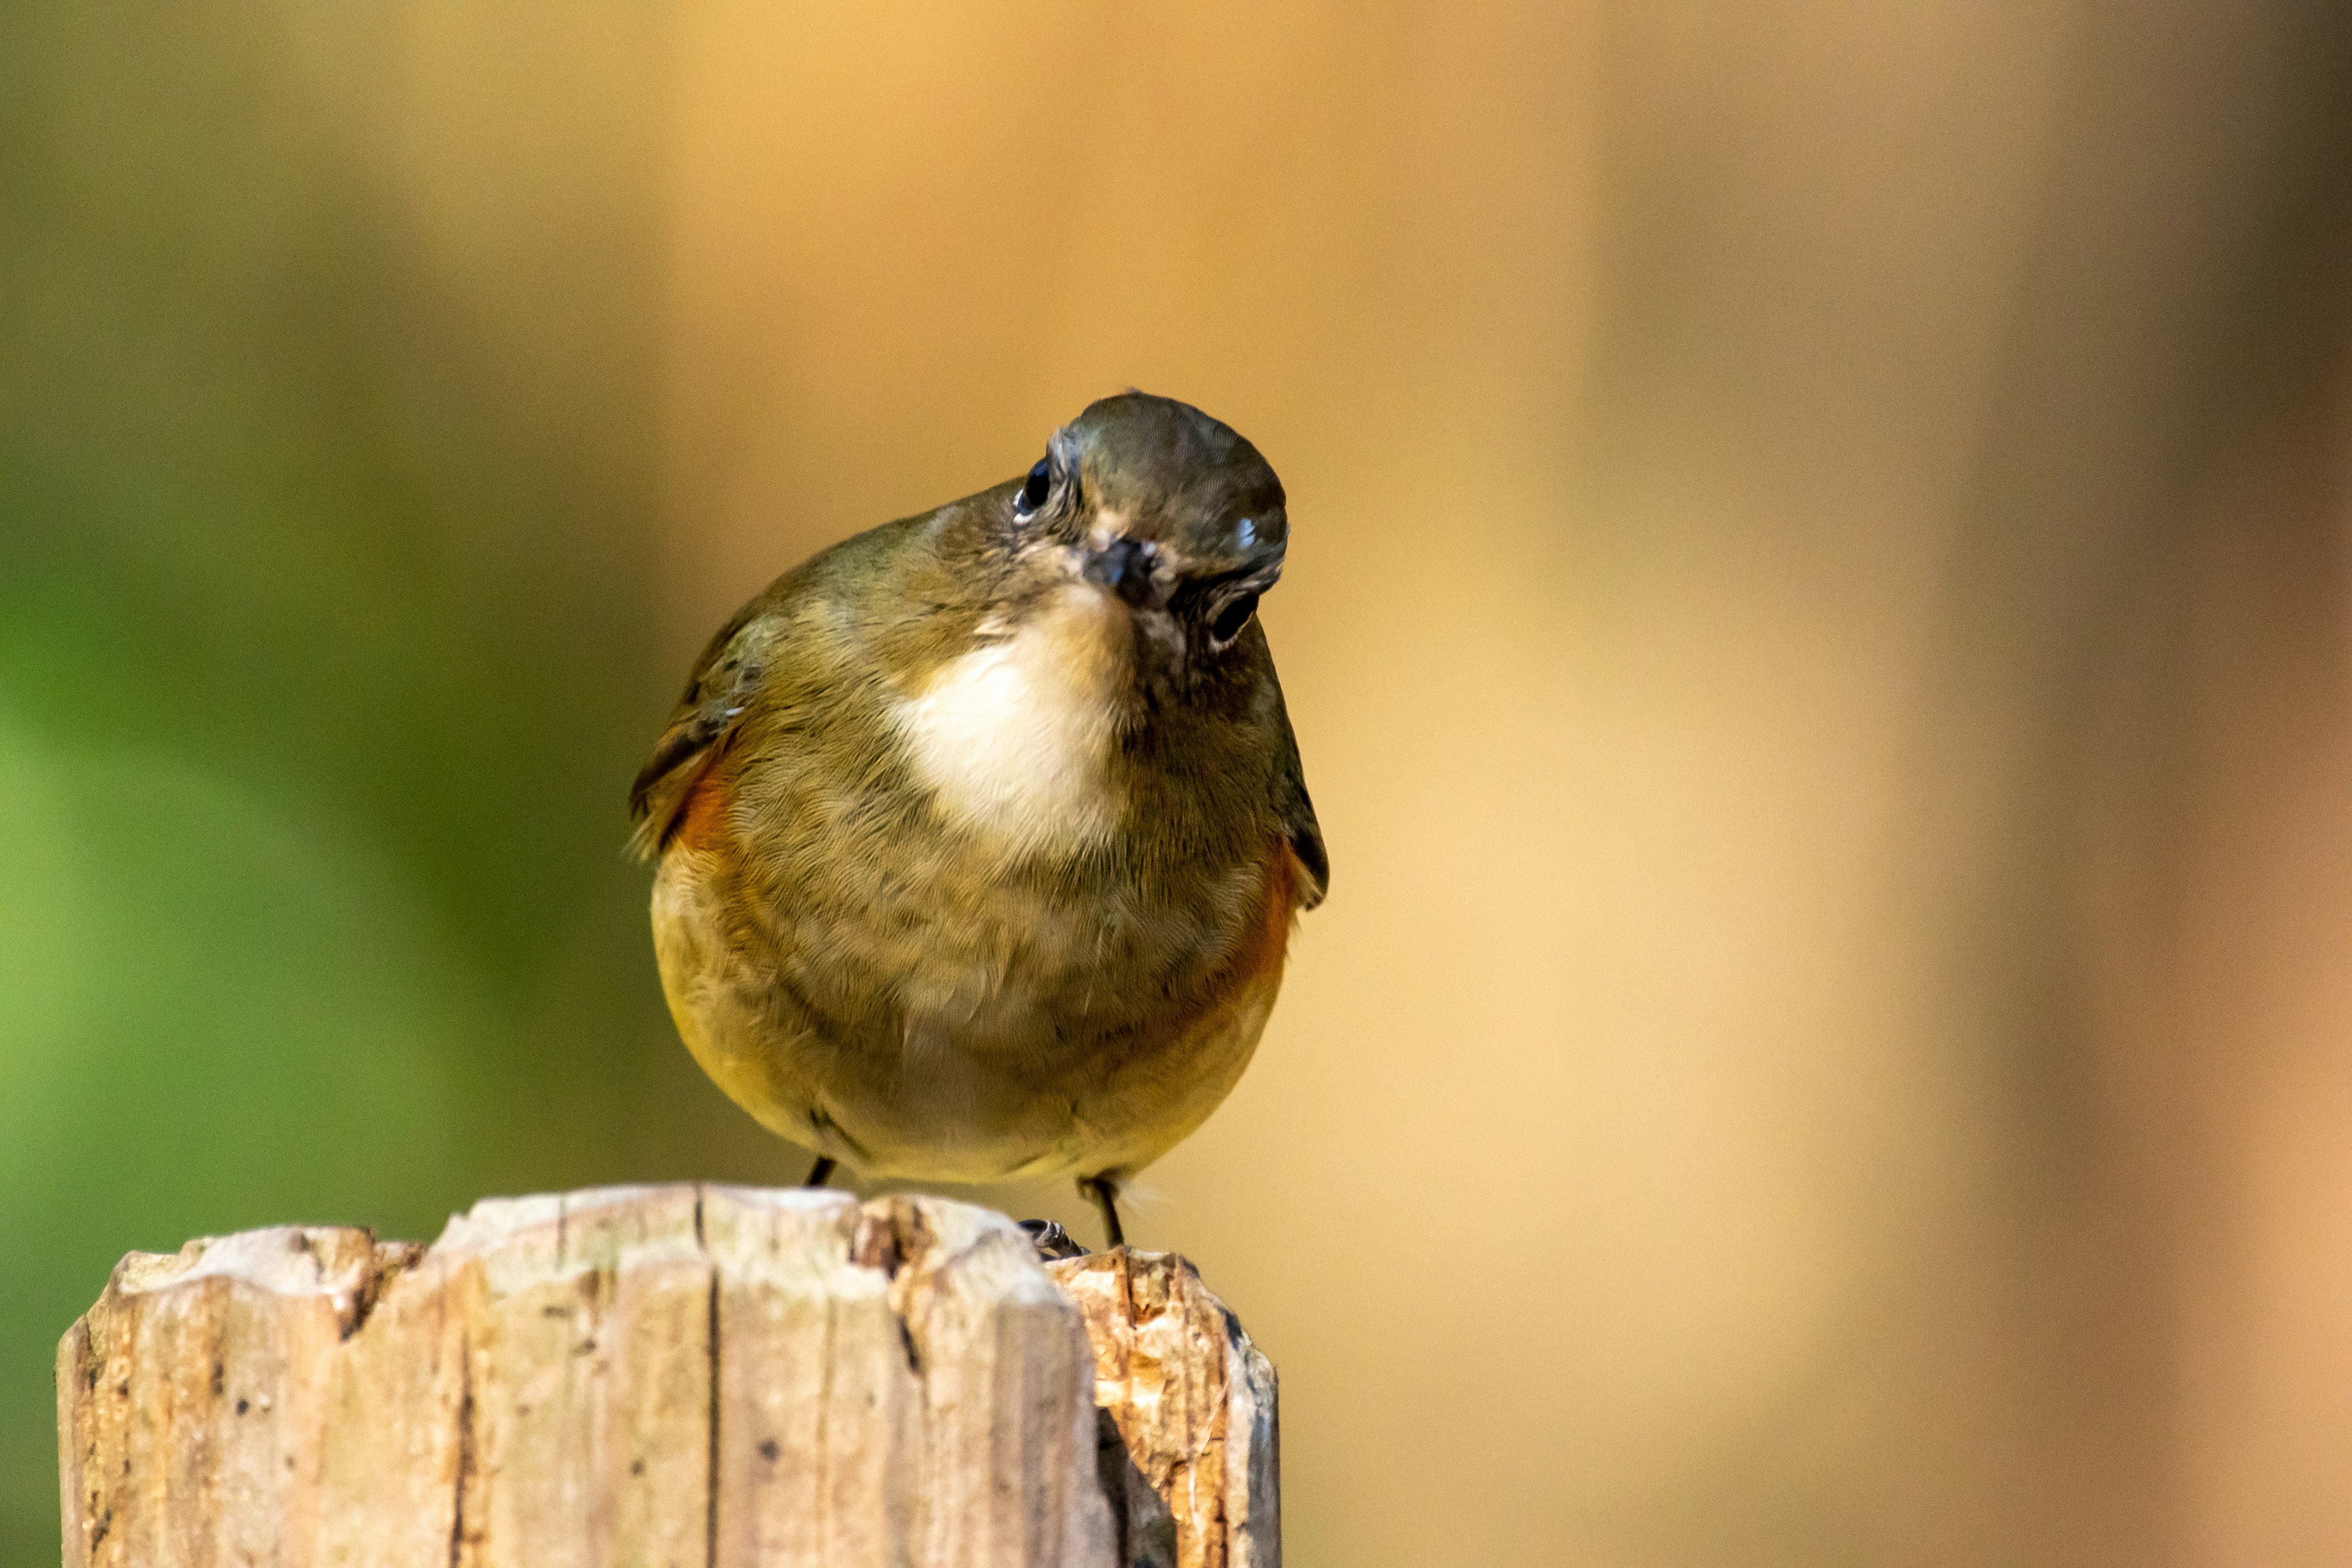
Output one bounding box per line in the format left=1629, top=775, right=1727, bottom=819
left=1082, top=537, right=1163, bottom=609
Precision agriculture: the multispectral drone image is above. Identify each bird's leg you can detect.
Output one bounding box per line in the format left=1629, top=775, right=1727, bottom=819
left=1079, top=1174, right=1126, bottom=1249
left=803, top=1154, right=837, bottom=1188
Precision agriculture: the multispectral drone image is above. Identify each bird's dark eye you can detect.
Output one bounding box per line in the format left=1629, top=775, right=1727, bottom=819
left=1208, top=591, right=1259, bottom=646
left=1017, top=457, right=1051, bottom=514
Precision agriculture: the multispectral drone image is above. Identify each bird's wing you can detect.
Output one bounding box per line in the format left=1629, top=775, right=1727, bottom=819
left=627, top=604, right=779, bottom=861
left=1273, top=704, right=1327, bottom=911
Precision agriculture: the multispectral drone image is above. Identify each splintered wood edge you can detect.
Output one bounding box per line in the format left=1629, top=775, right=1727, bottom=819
left=97, top=1226, right=423, bottom=1336
left=1048, top=1248, right=1280, bottom=1568
left=59, top=1187, right=1273, bottom=1566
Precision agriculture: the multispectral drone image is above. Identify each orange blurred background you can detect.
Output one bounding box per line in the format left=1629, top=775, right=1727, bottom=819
left=6, top=4, right=2351, bottom=1563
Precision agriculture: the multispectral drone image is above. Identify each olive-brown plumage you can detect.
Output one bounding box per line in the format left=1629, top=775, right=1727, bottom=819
left=630, top=393, right=1324, bottom=1242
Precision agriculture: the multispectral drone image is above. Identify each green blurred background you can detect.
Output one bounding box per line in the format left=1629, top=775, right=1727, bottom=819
left=6, top=4, right=2352, bottom=1564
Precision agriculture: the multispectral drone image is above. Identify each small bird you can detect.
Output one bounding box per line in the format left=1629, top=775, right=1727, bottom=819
left=629, top=392, right=1325, bottom=1246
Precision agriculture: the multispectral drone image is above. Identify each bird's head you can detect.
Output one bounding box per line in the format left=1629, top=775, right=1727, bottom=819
left=999, top=392, right=1288, bottom=667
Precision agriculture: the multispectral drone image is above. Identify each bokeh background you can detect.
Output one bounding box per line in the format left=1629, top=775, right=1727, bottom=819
left=6, top=4, right=2351, bottom=1563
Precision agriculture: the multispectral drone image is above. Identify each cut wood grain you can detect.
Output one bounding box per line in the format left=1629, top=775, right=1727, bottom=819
left=56, top=1186, right=1276, bottom=1568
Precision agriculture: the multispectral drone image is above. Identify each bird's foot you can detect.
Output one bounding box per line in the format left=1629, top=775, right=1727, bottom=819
left=1017, top=1218, right=1088, bottom=1261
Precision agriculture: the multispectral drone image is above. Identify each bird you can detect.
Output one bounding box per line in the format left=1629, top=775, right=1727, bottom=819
left=628, top=391, right=1325, bottom=1248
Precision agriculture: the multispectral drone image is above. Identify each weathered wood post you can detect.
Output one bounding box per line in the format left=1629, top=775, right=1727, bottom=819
left=56, top=1186, right=1276, bottom=1567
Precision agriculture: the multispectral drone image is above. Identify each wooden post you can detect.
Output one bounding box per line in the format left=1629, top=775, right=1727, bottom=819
left=56, top=1186, right=1276, bottom=1568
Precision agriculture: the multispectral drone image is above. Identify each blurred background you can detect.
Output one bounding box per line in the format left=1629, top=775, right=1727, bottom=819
left=5, top=3, right=2350, bottom=1563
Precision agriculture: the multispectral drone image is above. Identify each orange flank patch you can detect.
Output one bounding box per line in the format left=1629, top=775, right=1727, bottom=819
left=1220, top=839, right=1305, bottom=997
left=670, top=766, right=735, bottom=855
left=1097, top=837, right=1303, bottom=1173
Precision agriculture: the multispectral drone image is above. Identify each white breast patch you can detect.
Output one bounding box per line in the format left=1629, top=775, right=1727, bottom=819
left=891, top=587, right=1131, bottom=855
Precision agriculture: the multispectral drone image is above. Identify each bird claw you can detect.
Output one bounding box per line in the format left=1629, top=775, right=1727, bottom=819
left=1017, top=1218, right=1088, bottom=1261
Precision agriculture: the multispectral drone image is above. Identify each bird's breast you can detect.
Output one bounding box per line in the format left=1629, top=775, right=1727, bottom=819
left=886, top=586, right=1131, bottom=857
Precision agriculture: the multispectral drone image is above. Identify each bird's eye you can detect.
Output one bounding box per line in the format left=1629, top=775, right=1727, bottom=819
left=1017, top=457, right=1051, bottom=515
left=1208, top=591, right=1259, bottom=647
